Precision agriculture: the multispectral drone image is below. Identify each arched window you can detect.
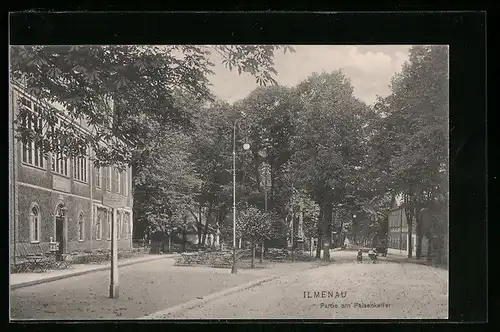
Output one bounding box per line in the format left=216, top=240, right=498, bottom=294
left=95, top=208, right=102, bottom=240
left=30, top=203, right=40, bottom=243
left=77, top=212, right=84, bottom=241
left=123, top=213, right=129, bottom=239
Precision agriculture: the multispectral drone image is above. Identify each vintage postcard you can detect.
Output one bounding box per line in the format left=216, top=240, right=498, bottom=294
left=9, top=44, right=449, bottom=320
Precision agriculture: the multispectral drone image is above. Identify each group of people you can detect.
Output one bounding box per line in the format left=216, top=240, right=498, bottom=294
left=356, top=248, right=378, bottom=263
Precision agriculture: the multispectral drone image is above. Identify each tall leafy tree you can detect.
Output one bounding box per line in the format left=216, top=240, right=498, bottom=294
left=380, top=45, right=449, bottom=259
left=235, top=206, right=277, bottom=267
left=10, top=45, right=295, bottom=167
left=235, top=86, right=303, bottom=206
left=132, top=124, right=201, bottom=238
left=291, top=71, right=371, bottom=258
left=188, top=100, right=235, bottom=246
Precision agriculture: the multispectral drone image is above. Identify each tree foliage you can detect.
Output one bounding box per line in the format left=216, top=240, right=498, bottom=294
left=235, top=206, right=276, bottom=243
left=132, top=125, right=201, bottom=235
left=378, top=46, right=449, bottom=258
left=10, top=45, right=295, bottom=167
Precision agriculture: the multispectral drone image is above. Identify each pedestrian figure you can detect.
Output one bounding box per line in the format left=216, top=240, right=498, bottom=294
left=368, top=248, right=377, bottom=263
left=356, top=249, right=363, bottom=263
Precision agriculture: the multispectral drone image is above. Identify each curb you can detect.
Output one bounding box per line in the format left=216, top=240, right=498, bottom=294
left=381, top=256, right=448, bottom=269
left=142, top=262, right=329, bottom=319
left=11, top=254, right=180, bottom=290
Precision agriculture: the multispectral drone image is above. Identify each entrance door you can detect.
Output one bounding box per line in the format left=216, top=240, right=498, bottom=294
left=55, top=216, right=65, bottom=260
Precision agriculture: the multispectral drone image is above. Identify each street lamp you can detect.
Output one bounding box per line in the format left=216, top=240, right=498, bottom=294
left=258, top=150, right=270, bottom=264
left=352, top=214, right=357, bottom=246
left=232, top=118, right=250, bottom=274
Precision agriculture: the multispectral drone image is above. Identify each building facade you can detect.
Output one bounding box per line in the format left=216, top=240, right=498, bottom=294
left=387, top=199, right=428, bottom=255
left=9, top=85, right=133, bottom=264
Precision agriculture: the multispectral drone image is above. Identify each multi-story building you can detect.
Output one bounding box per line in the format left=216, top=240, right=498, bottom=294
left=387, top=198, right=428, bottom=255
left=9, top=85, right=133, bottom=264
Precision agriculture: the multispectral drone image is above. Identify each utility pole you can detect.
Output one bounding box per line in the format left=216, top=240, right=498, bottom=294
left=89, top=148, right=93, bottom=251
left=332, top=208, right=339, bottom=248
left=291, top=211, right=294, bottom=262
left=297, top=199, right=304, bottom=250
left=109, top=207, right=119, bottom=298
left=232, top=121, right=237, bottom=274
left=400, top=208, right=403, bottom=254
left=231, top=117, right=250, bottom=274
left=103, top=191, right=124, bottom=299
left=260, top=186, right=267, bottom=264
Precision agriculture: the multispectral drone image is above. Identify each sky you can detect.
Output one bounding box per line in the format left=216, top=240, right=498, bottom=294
left=207, top=45, right=412, bottom=106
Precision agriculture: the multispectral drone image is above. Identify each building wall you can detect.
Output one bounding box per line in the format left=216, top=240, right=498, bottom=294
left=388, top=208, right=408, bottom=250
left=10, top=86, right=134, bottom=262
left=387, top=207, right=430, bottom=255
left=9, top=88, right=16, bottom=262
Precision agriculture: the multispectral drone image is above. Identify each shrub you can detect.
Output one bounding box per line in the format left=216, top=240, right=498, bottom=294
left=174, top=251, right=235, bottom=268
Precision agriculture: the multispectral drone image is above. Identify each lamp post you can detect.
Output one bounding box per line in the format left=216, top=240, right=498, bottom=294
left=232, top=118, right=250, bottom=274
left=352, top=214, right=357, bottom=246
left=258, top=151, right=270, bottom=264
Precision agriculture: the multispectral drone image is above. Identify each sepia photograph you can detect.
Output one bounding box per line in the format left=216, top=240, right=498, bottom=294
left=9, top=44, right=449, bottom=320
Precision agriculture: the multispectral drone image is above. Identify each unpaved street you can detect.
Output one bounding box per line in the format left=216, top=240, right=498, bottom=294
left=157, top=258, right=448, bottom=320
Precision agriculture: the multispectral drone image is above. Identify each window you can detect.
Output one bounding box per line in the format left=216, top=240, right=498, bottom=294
left=77, top=212, right=84, bottom=241
left=50, top=118, right=69, bottom=177
left=30, top=204, right=41, bottom=243
left=73, top=153, right=88, bottom=183
left=106, top=167, right=112, bottom=191
left=107, top=210, right=112, bottom=240
left=123, top=213, right=129, bottom=239
left=95, top=208, right=102, bottom=240
left=114, top=168, right=121, bottom=194
left=123, top=169, right=128, bottom=196
left=95, top=166, right=101, bottom=188
left=20, top=98, right=46, bottom=169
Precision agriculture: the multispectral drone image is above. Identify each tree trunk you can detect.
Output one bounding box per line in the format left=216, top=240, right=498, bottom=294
left=251, top=241, right=256, bottom=268
left=202, top=203, right=212, bottom=246
left=202, top=218, right=210, bottom=247
left=197, top=205, right=202, bottom=250
left=181, top=227, right=187, bottom=253
left=323, top=233, right=331, bottom=262
left=168, top=232, right=172, bottom=253
left=338, top=219, right=344, bottom=247
left=404, top=193, right=414, bottom=258
left=426, top=233, right=433, bottom=262
left=197, top=222, right=202, bottom=250
left=260, top=241, right=264, bottom=264
left=315, top=230, right=322, bottom=259
left=416, top=208, right=423, bottom=259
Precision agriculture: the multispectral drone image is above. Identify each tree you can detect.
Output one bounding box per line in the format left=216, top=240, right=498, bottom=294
left=285, top=188, right=320, bottom=246
left=10, top=45, right=295, bottom=167
left=234, top=206, right=276, bottom=267
left=188, top=100, right=236, bottom=248
left=235, top=86, right=304, bottom=214
left=132, top=124, right=201, bottom=239
left=290, top=71, right=371, bottom=258
left=380, top=46, right=449, bottom=259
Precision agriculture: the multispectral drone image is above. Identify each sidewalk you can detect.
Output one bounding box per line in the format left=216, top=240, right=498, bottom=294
left=11, top=259, right=324, bottom=320
left=383, top=249, right=447, bottom=269
left=10, top=254, right=179, bottom=290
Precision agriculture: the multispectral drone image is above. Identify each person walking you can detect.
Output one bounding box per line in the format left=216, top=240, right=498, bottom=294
left=356, top=249, right=363, bottom=263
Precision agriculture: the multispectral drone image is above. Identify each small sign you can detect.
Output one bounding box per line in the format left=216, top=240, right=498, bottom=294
left=102, top=193, right=126, bottom=208
left=53, top=175, right=71, bottom=193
